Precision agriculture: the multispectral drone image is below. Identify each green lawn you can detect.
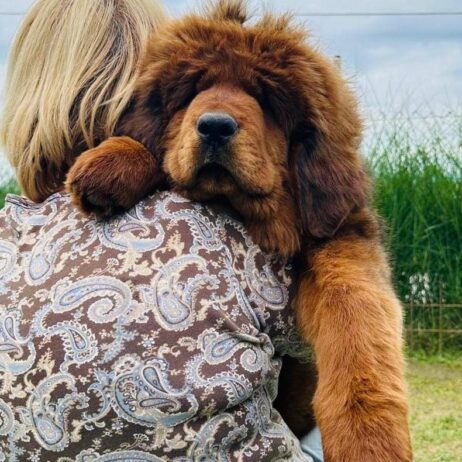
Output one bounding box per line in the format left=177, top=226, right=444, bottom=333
left=408, top=358, right=462, bottom=461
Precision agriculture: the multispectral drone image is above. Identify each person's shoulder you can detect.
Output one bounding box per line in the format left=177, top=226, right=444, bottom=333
left=136, top=191, right=247, bottom=237
left=137, top=190, right=212, bottom=216
left=2, top=190, right=227, bottom=225
left=1, top=191, right=67, bottom=229
left=137, top=191, right=232, bottom=221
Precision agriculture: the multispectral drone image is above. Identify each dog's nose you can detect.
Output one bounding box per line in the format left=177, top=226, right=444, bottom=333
left=197, top=112, right=238, bottom=146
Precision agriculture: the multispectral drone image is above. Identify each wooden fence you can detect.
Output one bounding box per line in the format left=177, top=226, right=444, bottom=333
left=406, top=301, right=462, bottom=354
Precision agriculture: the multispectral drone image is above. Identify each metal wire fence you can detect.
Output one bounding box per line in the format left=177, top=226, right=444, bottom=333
left=406, top=302, right=462, bottom=355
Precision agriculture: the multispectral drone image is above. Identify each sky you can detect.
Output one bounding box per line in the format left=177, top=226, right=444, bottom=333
left=160, top=0, right=462, bottom=115
left=1, top=0, right=461, bottom=180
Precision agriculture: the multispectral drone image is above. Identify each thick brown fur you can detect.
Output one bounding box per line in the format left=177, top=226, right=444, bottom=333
left=67, top=1, right=412, bottom=460
left=66, top=137, right=164, bottom=217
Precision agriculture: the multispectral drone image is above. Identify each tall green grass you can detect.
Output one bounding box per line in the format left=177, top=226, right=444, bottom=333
left=367, top=116, right=462, bottom=353
left=370, top=132, right=461, bottom=303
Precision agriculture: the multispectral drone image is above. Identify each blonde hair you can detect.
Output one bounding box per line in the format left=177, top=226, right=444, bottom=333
left=0, top=0, right=167, bottom=202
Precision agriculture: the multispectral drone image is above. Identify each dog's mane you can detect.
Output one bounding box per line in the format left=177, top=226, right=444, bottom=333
left=204, top=0, right=248, bottom=24
left=120, top=0, right=370, bottom=240
left=203, top=0, right=299, bottom=33
left=131, top=1, right=316, bottom=138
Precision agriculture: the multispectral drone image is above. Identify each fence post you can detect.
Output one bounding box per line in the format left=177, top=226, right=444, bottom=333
left=438, top=281, right=443, bottom=356
left=409, top=295, right=414, bottom=351
left=334, top=55, right=342, bottom=69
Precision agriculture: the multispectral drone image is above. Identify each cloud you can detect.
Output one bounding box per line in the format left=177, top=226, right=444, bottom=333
left=307, top=15, right=462, bottom=112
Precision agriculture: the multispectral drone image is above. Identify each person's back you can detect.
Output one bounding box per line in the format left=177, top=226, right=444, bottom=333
left=0, top=190, right=310, bottom=460
left=0, top=1, right=316, bottom=459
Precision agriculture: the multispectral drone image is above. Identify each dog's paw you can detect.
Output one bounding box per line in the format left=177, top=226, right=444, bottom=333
left=66, top=137, right=159, bottom=218
left=248, top=219, right=300, bottom=257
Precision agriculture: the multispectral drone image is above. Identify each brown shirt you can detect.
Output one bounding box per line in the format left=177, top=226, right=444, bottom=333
left=0, top=191, right=311, bottom=461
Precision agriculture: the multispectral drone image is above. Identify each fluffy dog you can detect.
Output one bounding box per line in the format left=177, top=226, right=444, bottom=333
left=66, top=1, right=412, bottom=460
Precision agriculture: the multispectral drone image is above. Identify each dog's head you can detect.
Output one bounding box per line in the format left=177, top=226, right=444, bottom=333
left=121, top=0, right=370, bottom=247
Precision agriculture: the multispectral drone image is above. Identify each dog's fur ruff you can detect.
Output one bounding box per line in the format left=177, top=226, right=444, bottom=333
left=66, top=2, right=412, bottom=460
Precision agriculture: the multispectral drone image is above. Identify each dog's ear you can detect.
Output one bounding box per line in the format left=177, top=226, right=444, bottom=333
left=206, top=0, right=247, bottom=24
left=290, top=57, right=371, bottom=239
left=115, top=87, right=165, bottom=161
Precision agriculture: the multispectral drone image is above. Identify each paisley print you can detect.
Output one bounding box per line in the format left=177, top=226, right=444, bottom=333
left=25, top=219, right=83, bottom=285
left=0, top=191, right=311, bottom=461
left=0, top=310, right=37, bottom=376
left=51, top=277, right=133, bottom=323
left=6, top=193, right=59, bottom=227
left=112, top=357, right=199, bottom=428
left=0, top=398, right=14, bottom=436
left=21, top=373, right=87, bottom=451
left=0, top=240, right=16, bottom=281
left=99, top=216, right=166, bottom=252
left=94, top=452, right=165, bottom=462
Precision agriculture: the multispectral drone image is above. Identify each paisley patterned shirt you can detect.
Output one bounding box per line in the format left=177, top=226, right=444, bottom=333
left=0, top=191, right=311, bottom=462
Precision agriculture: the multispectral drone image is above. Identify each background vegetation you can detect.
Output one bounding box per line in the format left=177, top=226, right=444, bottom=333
left=0, top=179, right=19, bottom=206
left=367, top=115, right=461, bottom=354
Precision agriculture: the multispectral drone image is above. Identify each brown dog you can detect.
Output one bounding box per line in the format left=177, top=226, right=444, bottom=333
left=66, top=1, right=412, bottom=460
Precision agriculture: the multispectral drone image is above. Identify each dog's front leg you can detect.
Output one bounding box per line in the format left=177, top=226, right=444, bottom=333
left=274, top=356, right=318, bottom=437
left=66, top=137, right=163, bottom=218
left=296, top=236, right=412, bottom=462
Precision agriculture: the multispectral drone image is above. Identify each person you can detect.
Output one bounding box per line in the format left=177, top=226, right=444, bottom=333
left=0, top=0, right=322, bottom=460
